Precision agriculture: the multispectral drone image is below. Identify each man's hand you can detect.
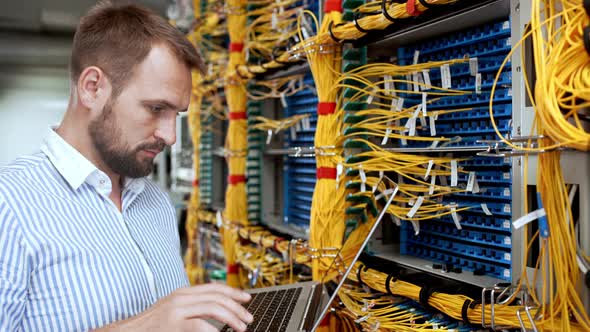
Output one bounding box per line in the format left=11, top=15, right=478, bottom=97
left=95, top=284, right=253, bottom=332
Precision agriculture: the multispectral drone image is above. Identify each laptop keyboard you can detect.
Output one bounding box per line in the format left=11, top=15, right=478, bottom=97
left=220, top=286, right=303, bottom=332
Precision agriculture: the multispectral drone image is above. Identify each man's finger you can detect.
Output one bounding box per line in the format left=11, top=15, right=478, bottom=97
left=180, top=303, right=249, bottom=332
left=179, top=284, right=251, bottom=303
left=184, top=294, right=253, bottom=324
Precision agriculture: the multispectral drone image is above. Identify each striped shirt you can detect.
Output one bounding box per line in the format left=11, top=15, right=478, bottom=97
left=0, top=128, right=188, bottom=331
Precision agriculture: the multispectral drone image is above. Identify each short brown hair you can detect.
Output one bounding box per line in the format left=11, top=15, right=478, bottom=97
left=70, top=1, right=204, bottom=96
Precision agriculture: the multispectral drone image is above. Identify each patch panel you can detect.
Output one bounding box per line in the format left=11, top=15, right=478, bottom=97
left=398, top=20, right=511, bottom=61
left=395, top=19, right=513, bottom=281
left=283, top=74, right=317, bottom=227
left=200, top=110, right=214, bottom=205
left=402, top=238, right=511, bottom=280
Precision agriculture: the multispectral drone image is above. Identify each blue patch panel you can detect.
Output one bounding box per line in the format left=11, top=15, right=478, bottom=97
left=396, top=19, right=513, bottom=281
left=402, top=238, right=511, bottom=280
left=398, top=20, right=511, bottom=61
left=283, top=74, right=317, bottom=227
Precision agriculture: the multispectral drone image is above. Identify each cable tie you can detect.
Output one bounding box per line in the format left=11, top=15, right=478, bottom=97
left=324, top=0, right=342, bottom=13
left=228, top=111, right=247, bottom=120
left=418, top=285, right=436, bottom=310
left=317, top=167, right=337, bottom=180
left=317, top=102, right=337, bottom=115
left=385, top=271, right=398, bottom=295
left=381, top=0, right=396, bottom=23
left=228, top=174, right=246, bottom=185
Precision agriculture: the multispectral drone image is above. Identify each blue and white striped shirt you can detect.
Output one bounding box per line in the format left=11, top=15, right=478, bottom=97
left=0, top=128, right=188, bottom=331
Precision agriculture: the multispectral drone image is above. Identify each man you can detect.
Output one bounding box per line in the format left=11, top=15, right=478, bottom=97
left=0, top=2, right=252, bottom=331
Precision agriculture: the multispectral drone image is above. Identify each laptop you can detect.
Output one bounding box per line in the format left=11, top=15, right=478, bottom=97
left=215, top=186, right=398, bottom=332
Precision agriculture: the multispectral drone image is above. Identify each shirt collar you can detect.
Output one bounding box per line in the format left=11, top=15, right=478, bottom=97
left=40, top=127, right=146, bottom=194
left=41, top=127, right=98, bottom=191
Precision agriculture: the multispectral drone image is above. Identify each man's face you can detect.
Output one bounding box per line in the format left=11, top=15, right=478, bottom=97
left=88, top=44, right=192, bottom=178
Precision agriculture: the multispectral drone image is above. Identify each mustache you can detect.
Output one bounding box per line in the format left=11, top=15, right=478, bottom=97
left=137, top=140, right=167, bottom=152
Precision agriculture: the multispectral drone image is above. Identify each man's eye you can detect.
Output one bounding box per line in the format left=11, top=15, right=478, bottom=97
left=151, top=105, right=163, bottom=113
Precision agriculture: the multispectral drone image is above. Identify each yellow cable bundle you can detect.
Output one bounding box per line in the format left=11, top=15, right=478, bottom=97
left=298, top=6, right=347, bottom=283
left=222, top=0, right=249, bottom=288
left=184, top=69, right=204, bottom=285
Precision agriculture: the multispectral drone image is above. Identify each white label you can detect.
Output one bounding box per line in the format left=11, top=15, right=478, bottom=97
left=466, top=171, right=476, bottom=192
left=413, top=72, right=420, bottom=92
left=504, top=204, right=511, bottom=213
left=508, top=88, right=513, bottom=96
left=475, top=73, right=482, bottom=94
left=266, top=130, right=273, bottom=145
left=503, top=220, right=511, bottom=229
left=419, top=115, right=427, bottom=128
left=469, top=58, right=478, bottom=76
left=503, top=172, right=510, bottom=179
left=413, top=50, right=420, bottom=64
left=504, top=188, right=511, bottom=196
left=303, top=117, right=311, bottom=130
left=504, top=157, right=511, bottom=164
left=472, top=178, right=480, bottom=193
left=450, top=160, right=458, bottom=187
left=504, top=269, right=511, bottom=278
left=441, top=64, right=452, bottom=89
left=271, top=10, right=278, bottom=29
left=429, top=116, right=437, bottom=136
left=481, top=204, right=493, bottom=216
left=391, top=82, right=396, bottom=97
left=513, top=208, right=546, bottom=229
left=429, top=174, right=436, bottom=195
left=503, top=21, right=510, bottom=30
left=506, top=38, right=512, bottom=46
left=381, top=127, right=391, bottom=145
left=424, top=160, right=434, bottom=179
left=407, top=196, right=425, bottom=218
left=400, top=137, right=407, bottom=146
left=280, top=92, right=287, bottom=107
left=422, top=70, right=431, bottom=89
left=396, top=97, right=404, bottom=111
left=450, top=204, right=462, bottom=229
left=384, top=74, right=392, bottom=93
left=504, top=253, right=511, bottom=261
left=390, top=98, right=397, bottom=111
left=430, top=140, right=439, bottom=149
left=367, top=93, right=374, bottom=105
left=422, top=93, right=427, bottom=116
left=504, top=237, right=511, bottom=245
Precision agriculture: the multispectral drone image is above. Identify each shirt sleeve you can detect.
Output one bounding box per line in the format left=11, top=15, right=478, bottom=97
left=0, top=199, right=30, bottom=331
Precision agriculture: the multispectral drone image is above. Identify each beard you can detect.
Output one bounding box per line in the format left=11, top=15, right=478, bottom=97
left=88, top=97, right=166, bottom=179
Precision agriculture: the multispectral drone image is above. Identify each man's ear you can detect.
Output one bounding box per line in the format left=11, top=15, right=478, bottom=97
left=76, top=66, right=112, bottom=112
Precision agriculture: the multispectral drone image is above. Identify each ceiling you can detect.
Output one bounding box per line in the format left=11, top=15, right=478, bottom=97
left=0, top=0, right=170, bottom=67
left=0, top=0, right=169, bottom=33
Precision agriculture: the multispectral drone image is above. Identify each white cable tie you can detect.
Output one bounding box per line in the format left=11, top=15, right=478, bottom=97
left=450, top=160, right=458, bottom=187
left=424, top=160, right=434, bottom=180
left=481, top=203, right=493, bottom=216
left=450, top=203, right=462, bottom=229
left=266, top=130, right=273, bottom=145
left=413, top=50, right=420, bottom=65
left=422, top=93, right=427, bottom=116
left=280, top=92, right=287, bottom=108
left=513, top=208, right=546, bottom=229
left=407, top=196, right=424, bottom=218
left=354, top=314, right=371, bottom=324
